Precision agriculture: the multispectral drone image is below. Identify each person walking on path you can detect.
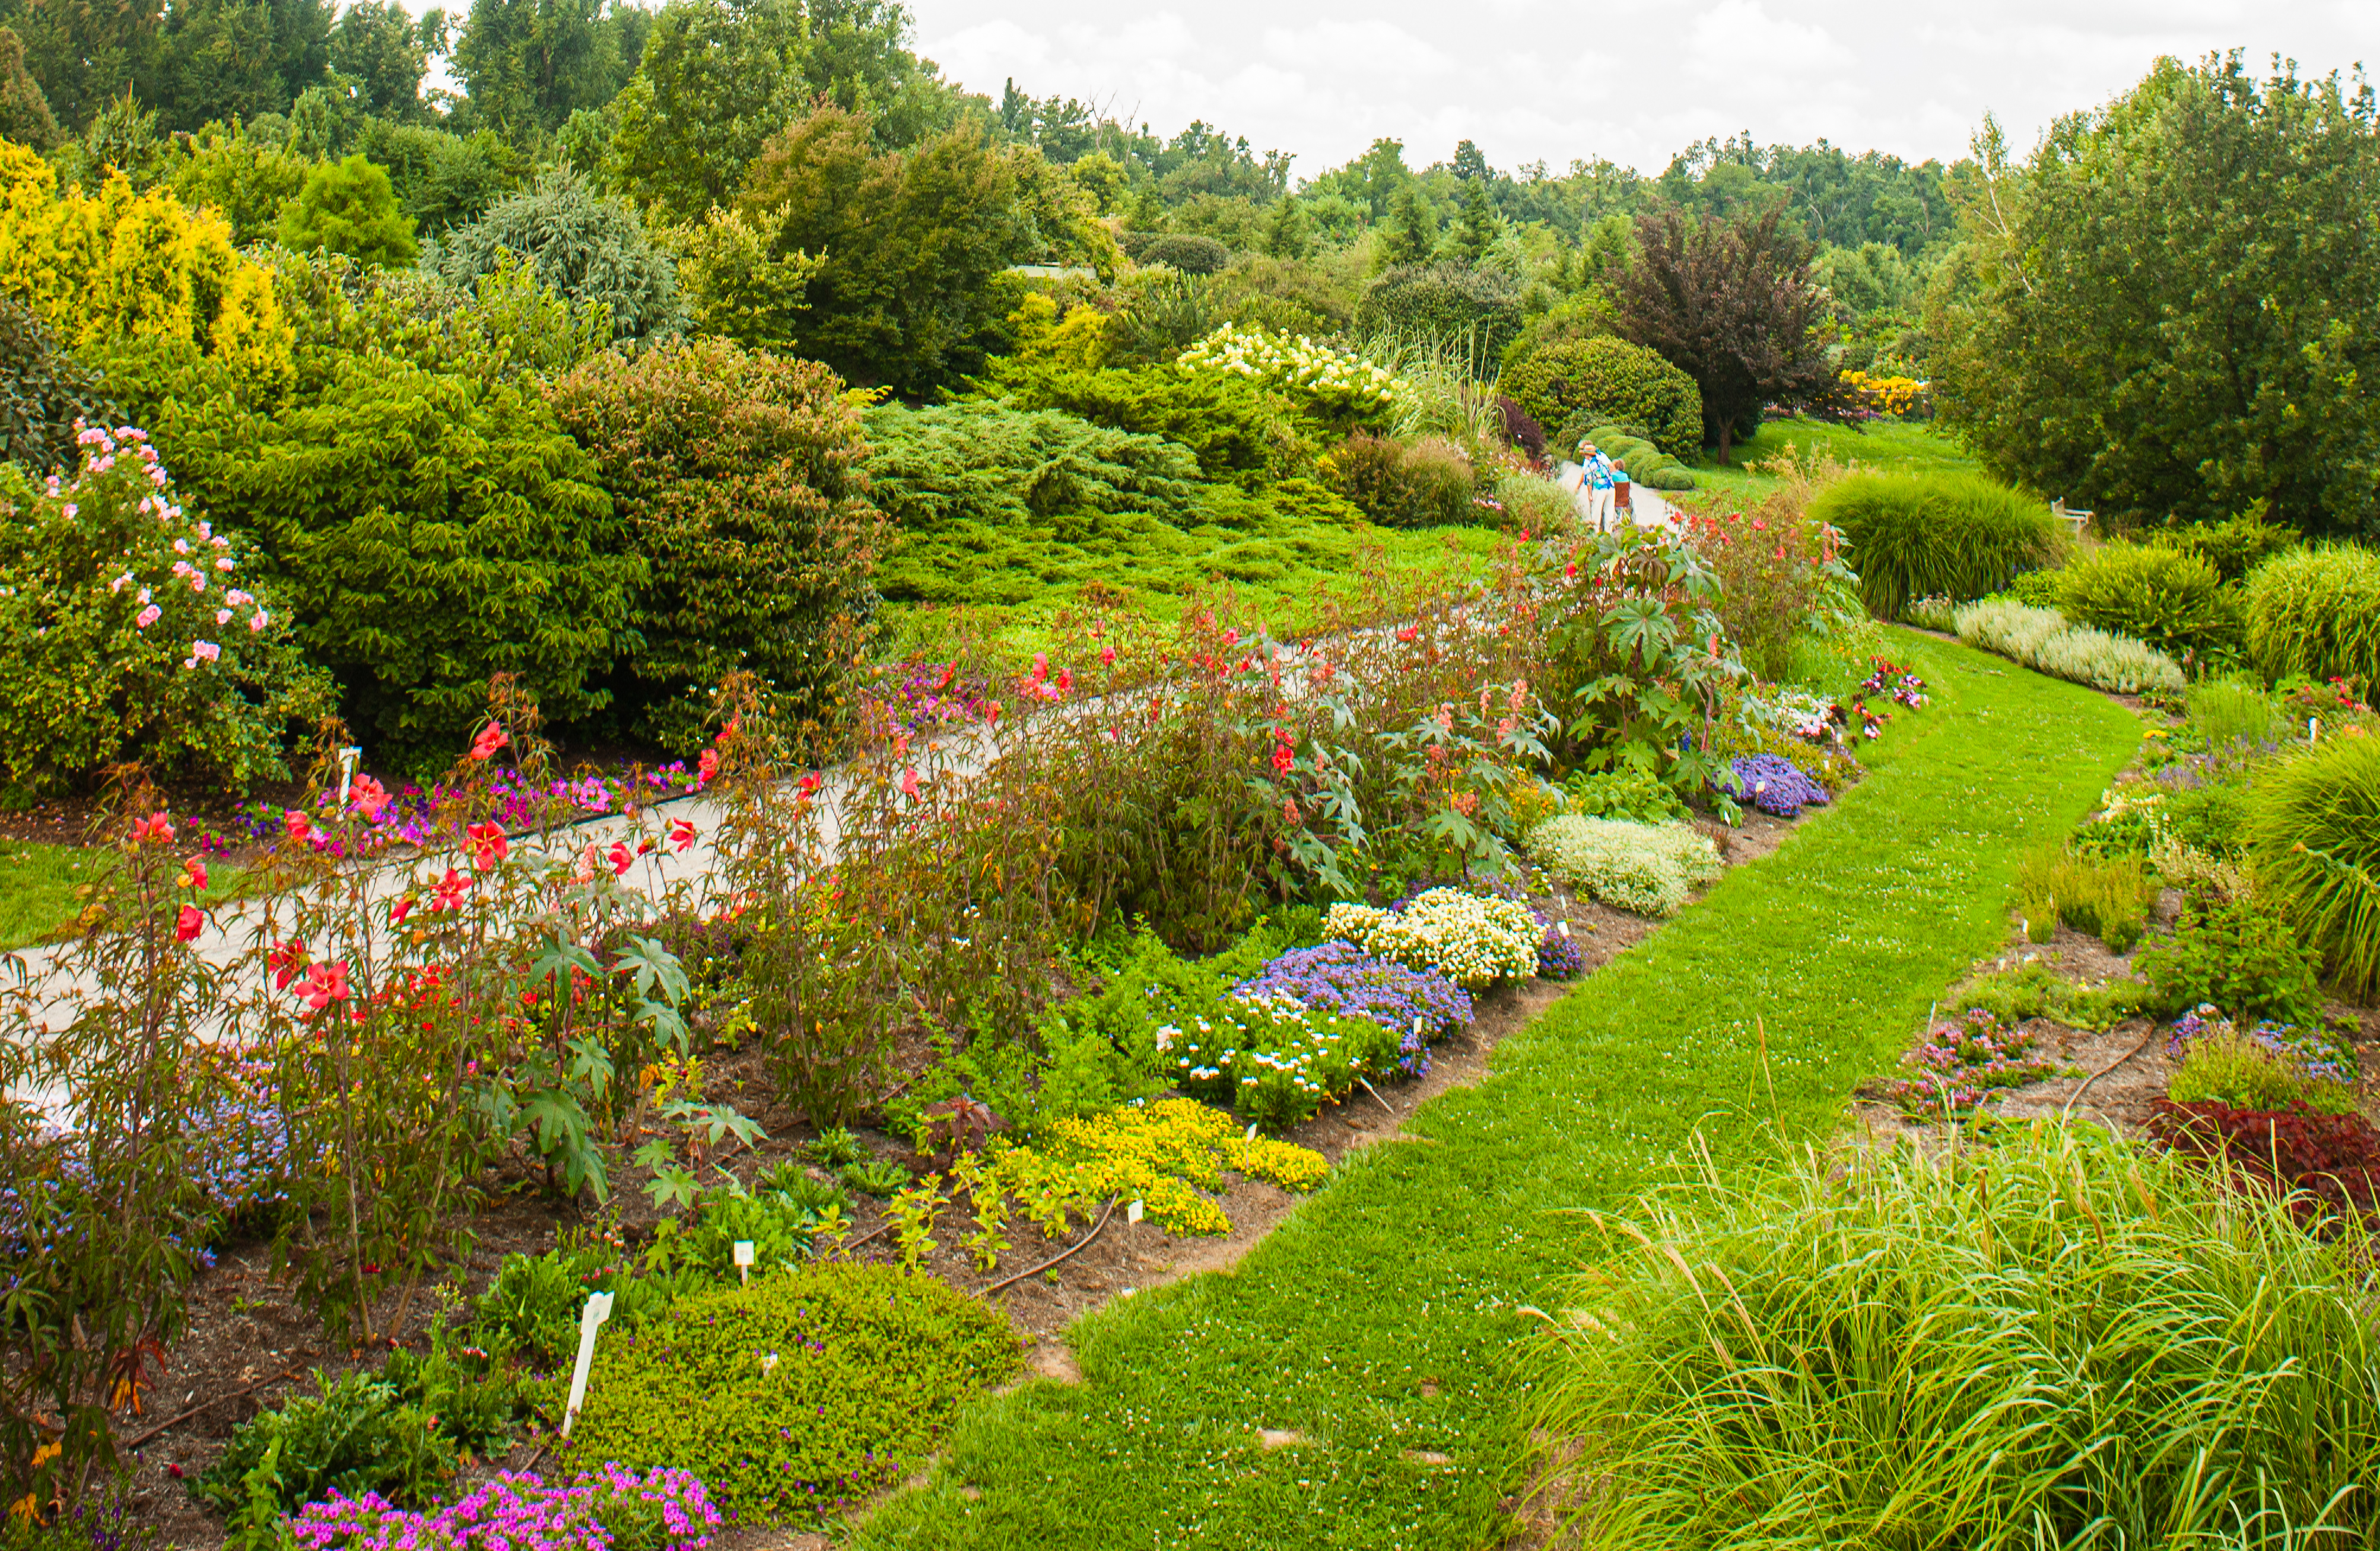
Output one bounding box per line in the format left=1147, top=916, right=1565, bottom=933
left=1570, top=439, right=1618, bottom=531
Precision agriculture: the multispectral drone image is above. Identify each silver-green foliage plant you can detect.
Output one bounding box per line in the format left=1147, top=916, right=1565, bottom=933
left=1954, top=599, right=2185, bottom=694
left=1527, top=815, right=1721, bottom=917
left=1524, top=1124, right=2380, bottom=1548
left=2244, top=544, right=2380, bottom=692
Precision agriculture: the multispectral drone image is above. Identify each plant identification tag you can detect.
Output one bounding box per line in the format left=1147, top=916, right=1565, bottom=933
left=561, top=1290, right=615, bottom=1439
left=336, top=745, right=363, bottom=803
left=733, top=1240, right=755, bottom=1283
left=1557, top=920, right=1571, bottom=938
left=1127, top=1199, right=1145, bottom=1225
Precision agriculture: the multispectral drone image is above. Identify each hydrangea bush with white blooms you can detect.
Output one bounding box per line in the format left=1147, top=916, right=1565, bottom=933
left=1325, top=889, right=1542, bottom=989
left=1177, top=323, right=1399, bottom=431
left=0, top=424, right=328, bottom=796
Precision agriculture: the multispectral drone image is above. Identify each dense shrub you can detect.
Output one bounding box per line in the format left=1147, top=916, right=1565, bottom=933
left=2246, top=732, right=2380, bottom=1000
left=1679, top=507, right=1832, bottom=681
left=549, top=339, right=886, bottom=752
left=1321, top=432, right=1475, bottom=527
left=983, top=358, right=1315, bottom=482
left=1353, top=261, right=1523, bottom=360
left=2135, top=891, right=2325, bottom=1022
left=1528, top=1127, right=2380, bottom=1545
left=2149, top=510, right=2299, bottom=583
left=0, top=428, right=323, bottom=797
left=161, top=358, right=636, bottom=768
left=2243, top=545, right=2380, bottom=693
left=1527, top=816, right=1721, bottom=917
left=1496, top=394, right=1546, bottom=460
left=1175, top=323, right=1398, bottom=435
left=545, top=1263, right=1015, bottom=1528
left=1953, top=600, right=2186, bottom=694
left=0, top=294, right=113, bottom=475
left=2054, top=542, right=2239, bottom=663
left=432, top=169, right=685, bottom=344
left=1138, top=233, right=1229, bottom=274
left=1505, top=339, right=1702, bottom=460
left=275, top=153, right=419, bottom=269
left=2013, top=846, right=2153, bottom=951
left=1813, top=472, right=2063, bottom=619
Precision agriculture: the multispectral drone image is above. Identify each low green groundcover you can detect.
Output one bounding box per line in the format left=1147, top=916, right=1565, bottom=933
left=541, top=1262, right=1017, bottom=1526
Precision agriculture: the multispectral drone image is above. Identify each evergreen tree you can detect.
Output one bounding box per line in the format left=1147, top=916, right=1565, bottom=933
left=276, top=153, right=419, bottom=267
left=1263, top=193, right=1309, bottom=260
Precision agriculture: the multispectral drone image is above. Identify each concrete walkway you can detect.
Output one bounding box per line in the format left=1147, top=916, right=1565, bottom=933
left=1553, top=460, right=1682, bottom=531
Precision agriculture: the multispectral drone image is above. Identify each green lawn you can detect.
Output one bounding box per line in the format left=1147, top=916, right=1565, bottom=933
left=0, top=840, right=97, bottom=952
left=1683, top=416, right=1979, bottom=506
left=854, top=631, right=2141, bottom=1550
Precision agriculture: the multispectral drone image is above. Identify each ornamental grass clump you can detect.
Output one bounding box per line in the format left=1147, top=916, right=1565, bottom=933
left=2244, top=544, right=2380, bottom=691
left=2245, top=729, right=2380, bottom=1000
left=1525, top=817, right=1721, bottom=918
left=1810, top=471, right=2063, bottom=619
left=1524, top=1124, right=2380, bottom=1548
left=1324, top=888, right=1542, bottom=987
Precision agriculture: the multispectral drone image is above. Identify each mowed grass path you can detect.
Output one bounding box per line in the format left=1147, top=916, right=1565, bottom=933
left=859, top=633, right=2141, bottom=1551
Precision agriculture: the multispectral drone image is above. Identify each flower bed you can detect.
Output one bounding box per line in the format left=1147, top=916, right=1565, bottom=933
left=1324, top=889, right=1540, bottom=989
left=293, top=1466, right=722, bottom=1550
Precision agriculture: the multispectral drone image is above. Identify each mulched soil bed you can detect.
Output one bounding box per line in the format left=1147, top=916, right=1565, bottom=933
left=114, top=810, right=1808, bottom=1549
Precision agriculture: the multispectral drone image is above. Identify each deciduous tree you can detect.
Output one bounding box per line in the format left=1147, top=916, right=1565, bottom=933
left=1931, top=55, right=2380, bottom=536
left=1612, top=205, right=1831, bottom=457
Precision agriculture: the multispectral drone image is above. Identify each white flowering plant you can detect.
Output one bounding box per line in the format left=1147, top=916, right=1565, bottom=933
left=1177, top=324, right=1399, bottom=434
left=0, top=425, right=328, bottom=796
left=1324, top=888, right=1541, bottom=989
left=1157, top=991, right=1397, bottom=1132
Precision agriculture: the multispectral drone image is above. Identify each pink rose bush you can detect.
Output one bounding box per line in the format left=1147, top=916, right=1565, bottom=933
left=0, top=424, right=327, bottom=795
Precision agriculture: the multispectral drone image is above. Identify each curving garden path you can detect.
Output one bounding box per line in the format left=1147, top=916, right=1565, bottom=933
left=852, top=633, right=2141, bottom=1551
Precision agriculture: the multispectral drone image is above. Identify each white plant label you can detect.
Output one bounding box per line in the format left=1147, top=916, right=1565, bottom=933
left=733, top=1240, right=755, bottom=1284
left=1557, top=920, right=1571, bottom=938
left=1127, top=1199, right=1145, bottom=1225
left=561, top=1290, right=615, bottom=1439
left=336, top=745, right=363, bottom=804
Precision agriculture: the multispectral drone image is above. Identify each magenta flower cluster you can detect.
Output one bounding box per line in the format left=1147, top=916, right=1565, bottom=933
left=291, top=1464, right=720, bottom=1550
left=229, top=762, right=703, bottom=854
left=1889, top=1008, right=2065, bottom=1114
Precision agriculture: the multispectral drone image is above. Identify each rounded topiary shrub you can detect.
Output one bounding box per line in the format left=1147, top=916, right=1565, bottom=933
left=549, top=338, right=889, bottom=754
left=1354, top=262, right=1523, bottom=361
left=2055, top=542, right=2241, bottom=665
left=2247, top=730, right=2380, bottom=1000
left=1810, top=472, right=2063, bottom=620
left=1137, top=233, right=1230, bottom=275
left=1505, top=339, right=1702, bottom=460
left=2244, top=544, right=2380, bottom=694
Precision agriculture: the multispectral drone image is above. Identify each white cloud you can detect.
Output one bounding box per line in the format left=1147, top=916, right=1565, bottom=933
left=905, top=0, right=2380, bottom=177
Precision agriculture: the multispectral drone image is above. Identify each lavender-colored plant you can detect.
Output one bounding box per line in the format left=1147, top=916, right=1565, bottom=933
left=1232, top=942, right=1472, bottom=1077
left=1721, top=753, right=1831, bottom=816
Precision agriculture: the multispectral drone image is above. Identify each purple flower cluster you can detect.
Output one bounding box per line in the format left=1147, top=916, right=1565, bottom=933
left=1889, top=1009, right=2065, bottom=1114
left=2165, top=1006, right=2354, bottom=1086
left=1233, top=942, right=1472, bottom=1077
left=1721, top=754, right=1831, bottom=817
left=1536, top=926, right=1584, bottom=980
left=291, top=1464, right=720, bottom=1550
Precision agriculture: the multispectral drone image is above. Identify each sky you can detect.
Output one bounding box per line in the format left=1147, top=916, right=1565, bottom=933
left=908, top=0, right=2380, bottom=179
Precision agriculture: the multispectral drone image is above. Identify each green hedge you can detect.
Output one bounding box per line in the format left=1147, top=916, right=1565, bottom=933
left=2244, top=545, right=2380, bottom=693
left=1811, top=472, right=2063, bottom=620
left=1505, top=339, right=1701, bottom=460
